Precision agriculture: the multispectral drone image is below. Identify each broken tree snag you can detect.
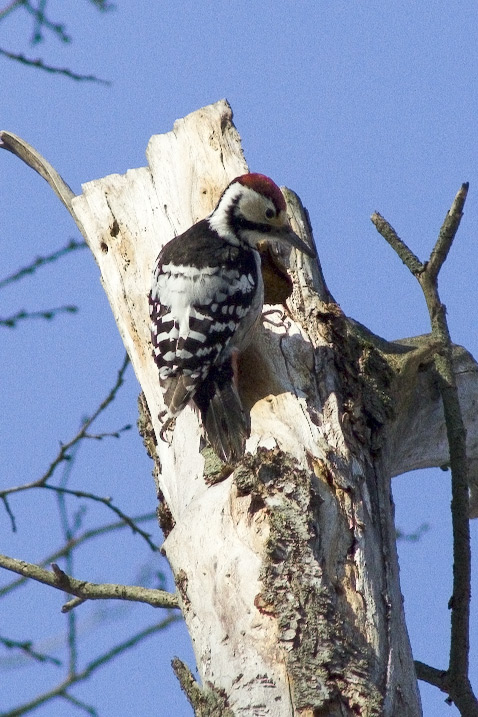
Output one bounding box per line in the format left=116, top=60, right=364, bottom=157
left=3, top=100, right=476, bottom=715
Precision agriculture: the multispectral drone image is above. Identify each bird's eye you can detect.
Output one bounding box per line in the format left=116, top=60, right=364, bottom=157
left=265, top=208, right=275, bottom=220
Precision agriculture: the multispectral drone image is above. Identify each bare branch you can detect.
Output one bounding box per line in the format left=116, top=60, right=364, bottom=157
left=0, top=49, right=111, bottom=85
left=0, top=304, right=78, bottom=328
left=0, top=636, right=62, bottom=666
left=0, top=239, right=87, bottom=290
left=1, top=353, right=130, bottom=497
left=414, top=661, right=449, bottom=694
left=0, top=513, right=156, bottom=597
left=172, top=657, right=235, bottom=716
left=371, top=211, right=424, bottom=275
left=41, top=484, right=159, bottom=553
left=2, top=616, right=179, bottom=717
left=427, top=183, right=469, bottom=282
left=22, top=0, right=71, bottom=44
left=0, top=0, right=23, bottom=21
left=372, top=186, right=478, bottom=716
left=0, top=128, right=76, bottom=212
left=0, top=554, right=179, bottom=609
left=1, top=495, right=16, bottom=532
left=60, top=692, right=98, bottom=716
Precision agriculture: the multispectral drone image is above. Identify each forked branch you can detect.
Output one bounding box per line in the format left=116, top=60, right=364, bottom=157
left=372, top=184, right=478, bottom=716
left=2, top=616, right=180, bottom=717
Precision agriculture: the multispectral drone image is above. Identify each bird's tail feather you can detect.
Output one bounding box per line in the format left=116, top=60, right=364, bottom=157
left=193, top=362, right=250, bottom=464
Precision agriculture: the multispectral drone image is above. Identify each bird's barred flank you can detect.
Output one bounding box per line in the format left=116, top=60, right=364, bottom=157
left=149, top=173, right=314, bottom=462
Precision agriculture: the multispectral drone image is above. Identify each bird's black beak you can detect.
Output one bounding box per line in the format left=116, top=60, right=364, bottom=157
left=279, top=227, right=316, bottom=258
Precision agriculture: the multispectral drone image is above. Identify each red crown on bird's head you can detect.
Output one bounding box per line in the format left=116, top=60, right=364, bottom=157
left=235, top=173, right=287, bottom=214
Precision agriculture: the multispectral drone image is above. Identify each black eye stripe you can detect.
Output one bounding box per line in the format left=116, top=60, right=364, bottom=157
left=235, top=217, right=273, bottom=233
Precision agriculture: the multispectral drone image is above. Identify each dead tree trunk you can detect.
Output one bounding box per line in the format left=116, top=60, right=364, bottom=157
left=3, top=99, right=478, bottom=716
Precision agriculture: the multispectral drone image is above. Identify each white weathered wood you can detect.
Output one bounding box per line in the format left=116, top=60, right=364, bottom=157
left=25, top=99, right=476, bottom=714
left=385, top=341, right=478, bottom=517
left=71, top=101, right=248, bottom=518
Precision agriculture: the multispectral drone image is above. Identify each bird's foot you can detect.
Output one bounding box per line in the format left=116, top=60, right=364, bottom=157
left=159, top=411, right=176, bottom=444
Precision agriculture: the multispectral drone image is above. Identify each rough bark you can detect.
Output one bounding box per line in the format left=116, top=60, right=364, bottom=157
left=4, top=99, right=478, bottom=715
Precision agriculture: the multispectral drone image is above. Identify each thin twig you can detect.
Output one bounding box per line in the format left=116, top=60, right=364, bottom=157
left=395, top=523, right=429, bottom=543
left=2, top=616, right=180, bottom=717
left=0, top=239, right=87, bottom=290
left=0, top=305, right=78, bottom=327
left=60, top=692, right=98, bottom=716
left=23, top=0, right=70, bottom=44
left=0, top=0, right=23, bottom=21
left=82, top=424, right=132, bottom=440
left=88, top=0, right=115, bottom=10
left=30, top=0, right=47, bottom=44
left=61, top=597, right=86, bottom=612
left=0, top=636, right=61, bottom=666
left=0, top=353, right=130, bottom=497
left=1, top=495, right=16, bottom=532
left=0, top=48, right=110, bottom=85
left=0, top=554, right=179, bottom=609
left=56, top=446, right=79, bottom=676
left=41, top=485, right=159, bottom=552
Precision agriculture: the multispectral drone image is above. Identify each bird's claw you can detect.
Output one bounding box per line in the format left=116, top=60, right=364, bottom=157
left=159, top=411, right=175, bottom=444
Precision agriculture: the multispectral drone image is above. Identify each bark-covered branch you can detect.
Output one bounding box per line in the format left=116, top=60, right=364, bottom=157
left=0, top=513, right=156, bottom=597
left=0, top=553, right=178, bottom=610
left=172, top=658, right=235, bottom=717
left=370, top=212, right=424, bottom=275
left=372, top=184, right=478, bottom=716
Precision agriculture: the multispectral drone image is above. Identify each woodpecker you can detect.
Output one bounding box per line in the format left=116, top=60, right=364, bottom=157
left=149, top=173, right=314, bottom=463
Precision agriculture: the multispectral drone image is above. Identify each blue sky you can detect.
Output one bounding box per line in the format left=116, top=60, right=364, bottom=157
left=1, top=2, right=477, bottom=715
